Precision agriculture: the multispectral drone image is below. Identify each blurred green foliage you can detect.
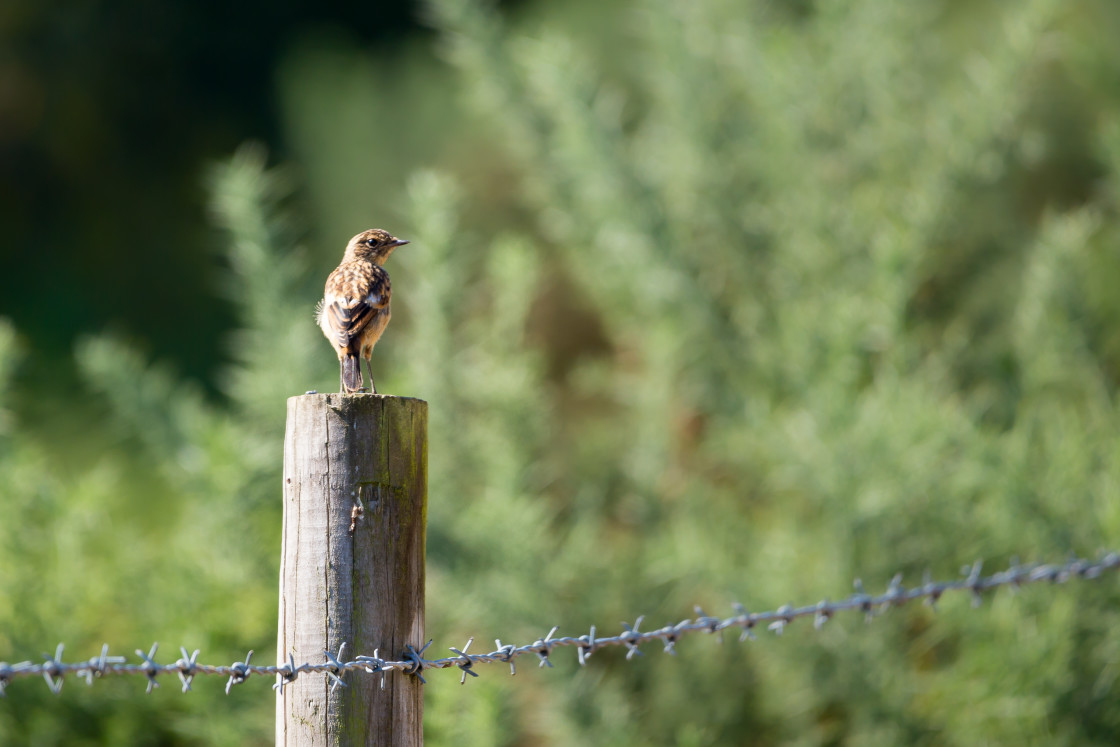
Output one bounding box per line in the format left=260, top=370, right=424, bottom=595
left=5, top=0, right=1120, bottom=744
left=0, top=0, right=425, bottom=388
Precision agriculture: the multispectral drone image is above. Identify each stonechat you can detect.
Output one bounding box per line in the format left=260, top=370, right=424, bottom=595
left=317, top=228, right=409, bottom=393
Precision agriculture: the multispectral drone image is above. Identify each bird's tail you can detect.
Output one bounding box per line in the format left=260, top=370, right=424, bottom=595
left=342, top=354, right=362, bottom=393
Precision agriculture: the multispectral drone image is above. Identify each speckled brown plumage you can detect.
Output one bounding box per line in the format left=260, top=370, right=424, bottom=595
left=317, top=228, right=409, bottom=393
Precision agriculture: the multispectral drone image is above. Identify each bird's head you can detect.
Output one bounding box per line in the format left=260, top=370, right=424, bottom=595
left=345, top=228, right=409, bottom=264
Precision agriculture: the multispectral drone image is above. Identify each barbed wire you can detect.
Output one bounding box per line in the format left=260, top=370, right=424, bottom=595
left=2, top=552, right=1117, bottom=696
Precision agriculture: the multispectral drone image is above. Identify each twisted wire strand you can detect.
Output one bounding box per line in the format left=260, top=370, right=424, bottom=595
left=2, top=552, right=1116, bottom=696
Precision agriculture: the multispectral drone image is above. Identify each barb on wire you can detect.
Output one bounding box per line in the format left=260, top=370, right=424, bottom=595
left=175, top=648, right=200, bottom=693
left=225, top=650, right=254, bottom=695
left=136, top=643, right=161, bottom=694
left=1, top=552, right=1117, bottom=695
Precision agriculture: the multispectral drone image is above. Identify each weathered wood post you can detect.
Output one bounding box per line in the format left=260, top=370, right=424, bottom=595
left=277, top=393, right=427, bottom=746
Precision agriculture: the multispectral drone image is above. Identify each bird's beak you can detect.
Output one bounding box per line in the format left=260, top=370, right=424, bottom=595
left=390, top=238, right=410, bottom=247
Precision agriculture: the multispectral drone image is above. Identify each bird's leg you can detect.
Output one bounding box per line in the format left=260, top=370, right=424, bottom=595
left=339, top=361, right=346, bottom=393
left=365, top=359, right=378, bottom=394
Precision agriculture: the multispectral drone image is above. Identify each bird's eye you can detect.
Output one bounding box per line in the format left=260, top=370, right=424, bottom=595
left=365, top=238, right=377, bottom=247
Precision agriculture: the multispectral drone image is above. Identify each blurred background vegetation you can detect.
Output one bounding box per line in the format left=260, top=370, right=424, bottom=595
left=4, top=0, right=1120, bottom=744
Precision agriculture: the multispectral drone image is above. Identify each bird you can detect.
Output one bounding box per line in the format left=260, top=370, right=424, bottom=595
left=317, top=228, right=409, bottom=393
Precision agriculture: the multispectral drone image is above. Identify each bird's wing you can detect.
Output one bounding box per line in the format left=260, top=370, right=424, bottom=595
left=321, top=263, right=391, bottom=349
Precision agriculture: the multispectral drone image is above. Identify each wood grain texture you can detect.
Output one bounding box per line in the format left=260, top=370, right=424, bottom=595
left=277, top=393, right=427, bottom=746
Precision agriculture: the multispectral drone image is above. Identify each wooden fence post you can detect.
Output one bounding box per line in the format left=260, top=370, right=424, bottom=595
left=277, top=393, right=427, bottom=746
